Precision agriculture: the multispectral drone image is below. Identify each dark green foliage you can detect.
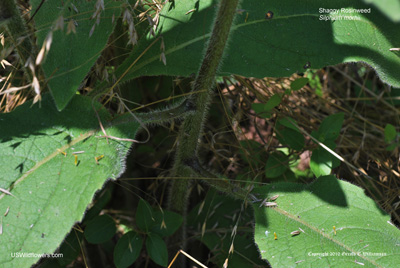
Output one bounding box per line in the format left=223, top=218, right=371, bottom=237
left=1, top=0, right=400, bottom=267
left=84, top=215, right=116, bottom=244
left=114, top=231, right=143, bottom=268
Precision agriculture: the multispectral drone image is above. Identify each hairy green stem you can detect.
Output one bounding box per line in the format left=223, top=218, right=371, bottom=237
left=111, top=98, right=195, bottom=127
left=167, top=0, right=240, bottom=255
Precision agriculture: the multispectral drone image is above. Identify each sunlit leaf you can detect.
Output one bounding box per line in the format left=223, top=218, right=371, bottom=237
left=0, top=94, right=139, bottom=267
left=253, top=175, right=400, bottom=267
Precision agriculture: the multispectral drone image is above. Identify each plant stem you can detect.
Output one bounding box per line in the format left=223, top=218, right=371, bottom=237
left=111, top=98, right=195, bottom=127
left=167, top=0, right=240, bottom=253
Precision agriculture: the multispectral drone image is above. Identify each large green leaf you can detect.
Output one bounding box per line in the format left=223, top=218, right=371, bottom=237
left=116, top=0, right=400, bottom=88
left=32, top=0, right=120, bottom=111
left=253, top=175, right=400, bottom=267
left=0, top=94, right=139, bottom=267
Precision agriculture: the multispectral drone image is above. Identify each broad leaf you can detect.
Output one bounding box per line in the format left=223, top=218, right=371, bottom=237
left=116, top=0, right=400, bottom=88
left=0, top=94, right=139, bottom=267
left=277, top=117, right=302, bottom=133
left=146, top=233, right=168, bottom=267
left=32, top=0, right=120, bottom=111
left=151, top=210, right=183, bottom=237
left=290, top=78, right=309, bottom=91
left=251, top=93, right=283, bottom=119
left=251, top=103, right=273, bottom=118
left=310, top=143, right=340, bottom=177
left=275, top=124, right=304, bottom=151
left=315, top=113, right=345, bottom=142
left=114, top=231, right=143, bottom=268
left=253, top=175, right=400, bottom=267
left=362, top=0, right=400, bottom=22
left=264, top=94, right=282, bottom=111
left=136, top=199, right=155, bottom=233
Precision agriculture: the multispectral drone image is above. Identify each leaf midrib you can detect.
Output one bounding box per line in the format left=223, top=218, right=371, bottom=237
left=0, top=129, right=97, bottom=201
left=269, top=206, right=382, bottom=267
